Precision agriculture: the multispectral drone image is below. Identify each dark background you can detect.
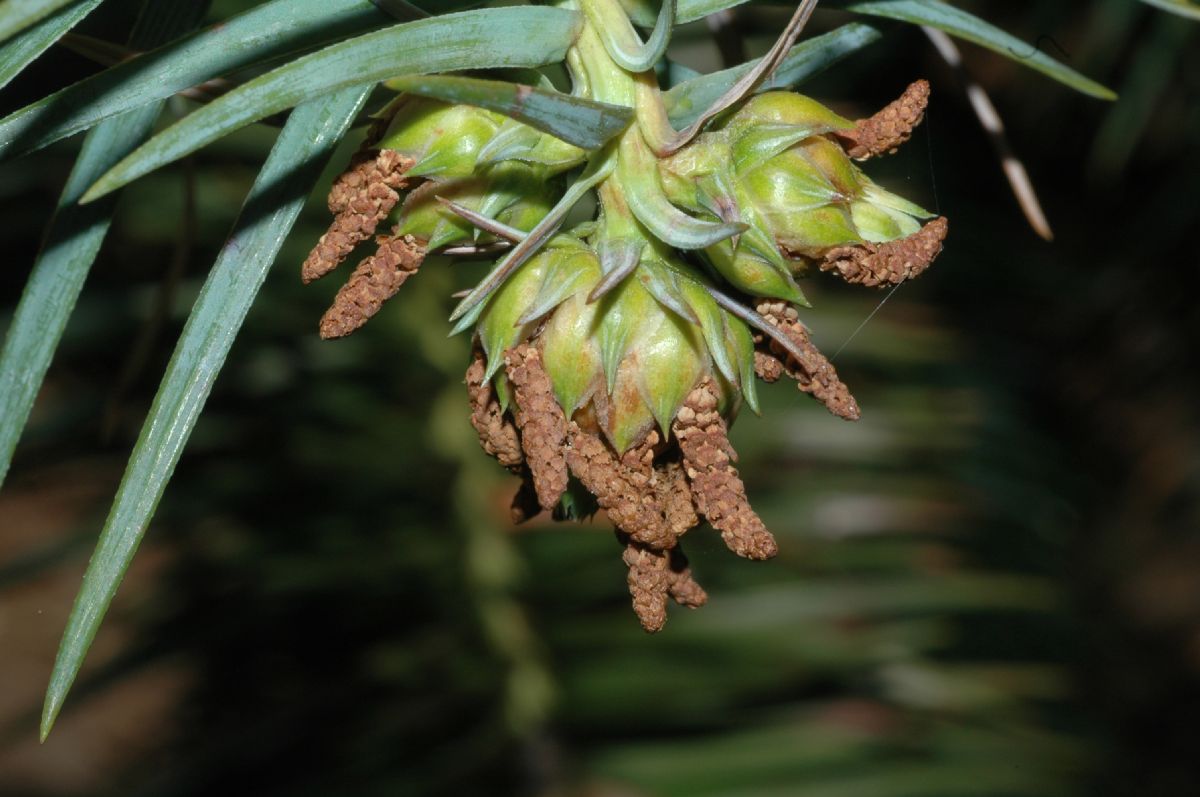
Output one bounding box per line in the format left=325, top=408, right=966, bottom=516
left=1, top=2, right=1198, bottom=795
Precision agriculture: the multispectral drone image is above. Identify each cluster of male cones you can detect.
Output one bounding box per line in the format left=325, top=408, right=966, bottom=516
left=301, top=81, right=947, bottom=632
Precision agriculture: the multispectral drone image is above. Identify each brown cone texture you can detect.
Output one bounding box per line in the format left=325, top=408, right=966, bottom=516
left=505, top=344, right=569, bottom=510
left=302, top=149, right=412, bottom=284
left=821, top=216, right=948, bottom=289
left=666, top=547, right=708, bottom=608
left=566, top=427, right=684, bottom=550
left=754, top=350, right=785, bottom=383
left=673, top=380, right=778, bottom=560
left=656, top=460, right=700, bottom=540
left=839, top=79, right=931, bottom=160
left=465, top=350, right=523, bottom=469
left=621, top=540, right=671, bottom=632
left=319, top=233, right=425, bottom=339
left=617, top=534, right=708, bottom=632
left=756, top=302, right=861, bottom=421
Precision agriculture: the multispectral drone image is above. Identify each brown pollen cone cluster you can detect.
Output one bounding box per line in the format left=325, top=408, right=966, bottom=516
left=462, top=345, right=780, bottom=632
left=301, top=149, right=428, bottom=339
left=301, top=79, right=952, bottom=635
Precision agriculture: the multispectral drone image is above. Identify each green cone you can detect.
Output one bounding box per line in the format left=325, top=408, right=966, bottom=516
left=660, top=90, right=935, bottom=276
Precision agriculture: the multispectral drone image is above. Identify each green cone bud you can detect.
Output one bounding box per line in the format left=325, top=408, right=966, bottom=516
left=726, top=97, right=931, bottom=258
left=478, top=246, right=564, bottom=380
left=476, top=118, right=588, bottom=175
left=661, top=90, right=935, bottom=268
left=659, top=137, right=807, bottom=302
left=626, top=300, right=706, bottom=440
left=541, top=290, right=606, bottom=417
left=395, top=162, right=559, bottom=250
left=380, top=97, right=505, bottom=178
left=704, top=236, right=807, bottom=303
left=473, top=238, right=755, bottom=454
left=721, top=91, right=854, bottom=139
left=852, top=182, right=932, bottom=242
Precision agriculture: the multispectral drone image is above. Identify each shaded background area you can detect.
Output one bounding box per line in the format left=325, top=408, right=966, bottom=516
left=1, top=1, right=1198, bottom=795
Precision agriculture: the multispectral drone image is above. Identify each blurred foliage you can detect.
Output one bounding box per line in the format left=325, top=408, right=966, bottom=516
left=1, top=2, right=1198, bottom=796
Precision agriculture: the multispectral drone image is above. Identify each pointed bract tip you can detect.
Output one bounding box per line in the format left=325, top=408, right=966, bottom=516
left=40, top=694, right=62, bottom=743
left=78, top=181, right=110, bottom=205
